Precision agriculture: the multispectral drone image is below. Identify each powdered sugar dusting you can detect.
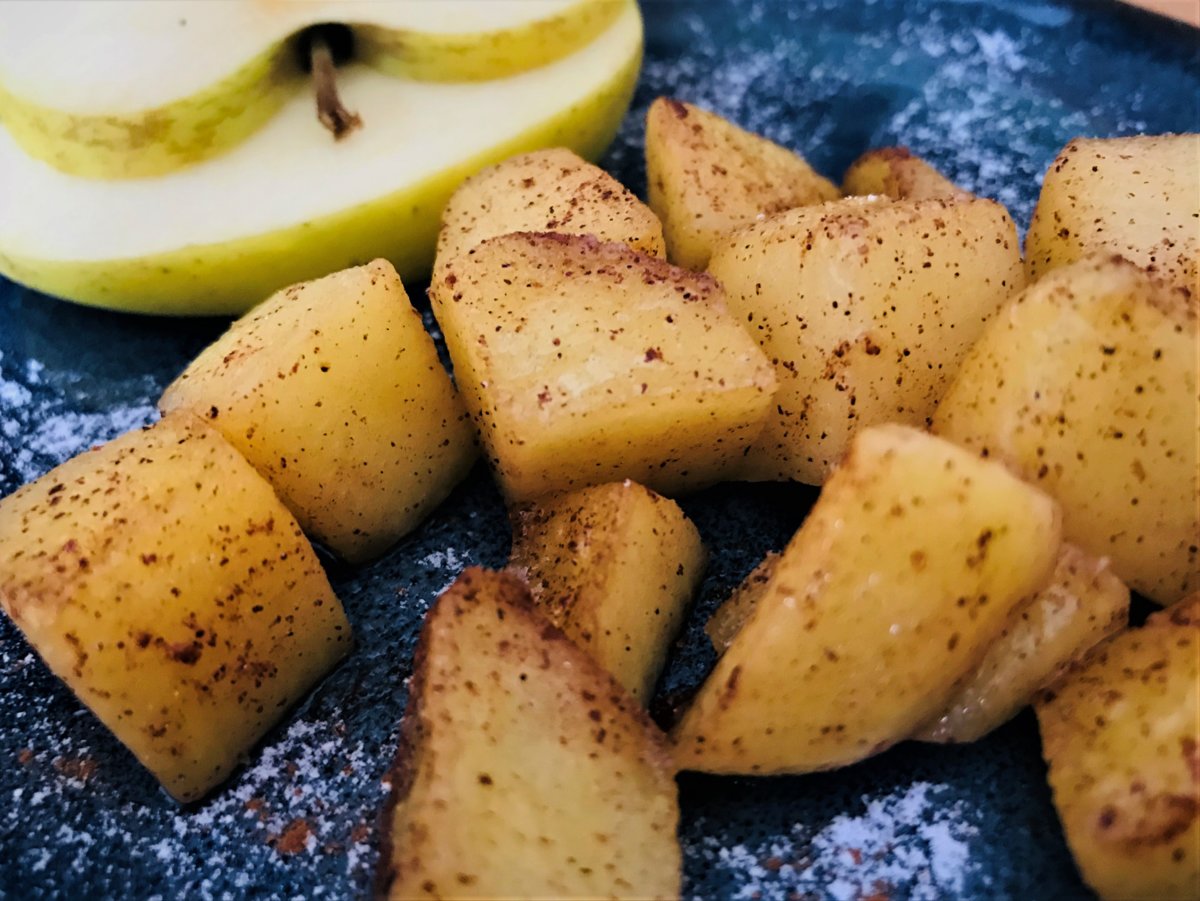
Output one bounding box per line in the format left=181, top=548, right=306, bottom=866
left=686, top=781, right=985, bottom=900
left=0, top=350, right=158, bottom=488
left=610, top=0, right=1117, bottom=230
left=0, top=640, right=386, bottom=897
left=419, top=547, right=467, bottom=573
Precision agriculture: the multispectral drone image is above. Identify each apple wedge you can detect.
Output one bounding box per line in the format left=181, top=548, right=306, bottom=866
left=671, top=424, right=1062, bottom=775
left=932, top=255, right=1199, bottom=605
left=379, top=567, right=681, bottom=900
left=1025, top=134, right=1200, bottom=293
left=645, top=97, right=839, bottom=270
left=708, top=196, right=1025, bottom=485
left=915, top=543, right=1129, bottom=743
left=0, top=0, right=643, bottom=315
left=707, top=543, right=1130, bottom=744
left=704, top=553, right=780, bottom=655
left=842, top=147, right=969, bottom=201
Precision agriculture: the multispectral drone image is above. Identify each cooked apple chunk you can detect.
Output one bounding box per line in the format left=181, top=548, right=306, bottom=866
left=671, top=425, right=1061, bottom=775
left=842, top=147, right=969, bottom=200
left=705, top=552, right=780, bottom=654
left=430, top=232, right=777, bottom=501
left=1026, top=134, right=1200, bottom=293
left=933, top=255, right=1199, bottom=605
left=645, top=97, right=839, bottom=269
left=916, top=543, right=1129, bottom=743
left=0, top=412, right=351, bottom=803
left=509, top=480, right=706, bottom=701
left=379, top=568, right=680, bottom=900
left=1036, top=601, right=1200, bottom=900
left=708, top=196, right=1025, bottom=485
left=435, top=147, right=666, bottom=273
left=160, top=259, right=477, bottom=563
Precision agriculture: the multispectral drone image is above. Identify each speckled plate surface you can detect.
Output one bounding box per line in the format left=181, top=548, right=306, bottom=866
left=1, top=1, right=1197, bottom=898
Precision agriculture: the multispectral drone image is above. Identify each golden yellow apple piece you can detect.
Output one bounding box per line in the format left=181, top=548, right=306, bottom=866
left=916, top=543, right=1128, bottom=743
left=842, top=147, right=968, bottom=200
left=645, top=97, right=839, bottom=269
left=0, top=412, right=351, bottom=802
left=435, top=146, right=665, bottom=278
left=430, top=232, right=777, bottom=501
left=509, top=479, right=706, bottom=701
left=933, top=255, right=1199, bottom=605
left=708, top=196, right=1025, bottom=485
left=160, top=259, right=476, bottom=563
left=1026, top=134, right=1200, bottom=293
left=704, top=552, right=780, bottom=655
left=379, top=567, right=680, bottom=900
left=1036, top=600, right=1200, bottom=900
left=672, top=424, right=1061, bottom=775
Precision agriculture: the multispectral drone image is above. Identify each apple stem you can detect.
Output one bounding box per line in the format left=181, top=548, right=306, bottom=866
left=310, top=35, right=362, bottom=140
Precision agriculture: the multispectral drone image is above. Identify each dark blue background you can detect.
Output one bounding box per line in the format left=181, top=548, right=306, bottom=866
left=1, top=1, right=1197, bottom=897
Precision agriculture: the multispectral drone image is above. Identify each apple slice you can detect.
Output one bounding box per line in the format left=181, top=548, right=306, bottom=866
left=0, top=0, right=643, bottom=315
left=379, top=567, right=681, bottom=900
left=0, top=0, right=622, bottom=178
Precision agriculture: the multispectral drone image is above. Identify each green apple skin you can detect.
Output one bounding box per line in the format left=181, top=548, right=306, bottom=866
left=360, top=0, right=623, bottom=82
left=0, top=24, right=642, bottom=315
left=0, top=47, right=296, bottom=180
left=0, top=0, right=617, bottom=180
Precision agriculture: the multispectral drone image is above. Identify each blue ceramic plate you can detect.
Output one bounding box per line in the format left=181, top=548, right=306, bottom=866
left=1, top=2, right=1197, bottom=898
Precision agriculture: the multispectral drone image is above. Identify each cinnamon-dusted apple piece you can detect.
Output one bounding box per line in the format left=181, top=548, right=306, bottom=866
left=708, top=195, right=1025, bottom=485
left=379, top=568, right=680, bottom=900
left=1035, top=597, right=1200, bottom=900
left=704, top=552, right=779, bottom=655
left=435, top=147, right=665, bottom=277
left=161, top=259, right=476, bottom=563
left=915, top=543, right=1129, bottom=743
left=933, top=255, right=1199, bottom=605
left=842, top=146, right=969, bottom=200
left=672, top=425, right=1061, bottom=775
left=0, top=412, right=351, bottom=802
left=1025, top=134, right=1200, bottom=293
left=430, top=232, right=777, bottom=501
left=645, top=97, right=839, bottom=269
left=509, top=479, right=706, bottom=701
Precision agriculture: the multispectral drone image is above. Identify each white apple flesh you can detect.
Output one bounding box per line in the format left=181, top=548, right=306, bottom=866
left=0, top=1, right=643, bottom=315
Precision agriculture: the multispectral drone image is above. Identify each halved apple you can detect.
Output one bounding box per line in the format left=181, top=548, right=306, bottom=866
left=0, top=0, right=643, bottom=315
